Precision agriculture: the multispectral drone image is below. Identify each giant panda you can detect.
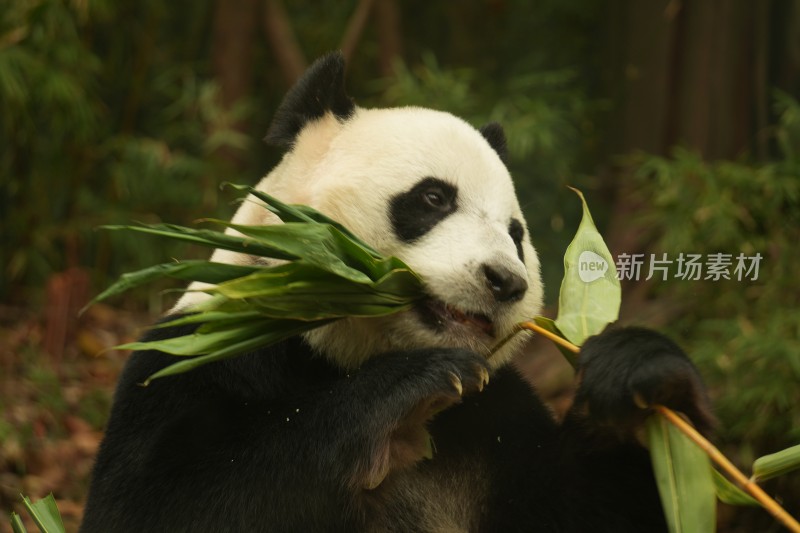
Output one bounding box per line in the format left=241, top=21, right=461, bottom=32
left=81, top=52, right=713, bottom=533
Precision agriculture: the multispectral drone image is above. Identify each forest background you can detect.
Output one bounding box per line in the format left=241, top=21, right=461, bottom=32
left=1, top=1, right=799, bottom=531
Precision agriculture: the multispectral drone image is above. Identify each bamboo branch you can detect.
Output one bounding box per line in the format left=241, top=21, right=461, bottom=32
left=654, top=405, right=800, bottom=533
left=519, top=320, right=800, bottom=533
left=518, top=321, right=576, bottom=354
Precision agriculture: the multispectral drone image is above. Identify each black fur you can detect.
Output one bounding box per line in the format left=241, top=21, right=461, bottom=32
left=389, top=177, right=458, bottom=242
left=81, top=321, right=711, bottom=532
left=264, top=52, right=355, bottom=148
left=576, top=327, right=714, bottom=435
left=479, top=122, right=509, bottom=164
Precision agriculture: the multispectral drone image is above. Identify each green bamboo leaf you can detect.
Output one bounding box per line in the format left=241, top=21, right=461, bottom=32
left=223, top=285, right=414, bottom=321
left=226, top=183, right=382, bottom=257
left=96, top=186, right=427, bottom=377
left=753, top=444, right=800, bottom=482
left=206, top=222, right=372, bottom=282
left=9, top=512, right=27, bottom=533
left=19, top=494, right=65, bottom=533
left=711, top=469, right=759, bottom=507
left=119, top=322, right=269, bottom=356
left=82, top=261, right=263, bottom=312
left=370, top=268, right=424, bottom=298
left=646, top=414, right=716, bottom=533
left=210, top=263, right=399, bottom=299
left=142, top=319, right=332, bottom=385
left=152, top=311, right=265, bottom=329
left=327, top=228, right=391, bottom=279
left=293, top=205, right=382, bottom=258
left=554, top=187, right=620, bottom=345
left=101, top=223, right=299, bottom=260
left=224, top=183, right=316, bottom=224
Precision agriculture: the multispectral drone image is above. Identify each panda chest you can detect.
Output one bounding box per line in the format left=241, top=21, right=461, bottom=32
left=362, top=450, right=490, bottom=533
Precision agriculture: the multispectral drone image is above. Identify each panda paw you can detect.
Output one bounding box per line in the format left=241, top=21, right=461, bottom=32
left=368, top=347, right=491, bottom=423
left=418, top=349, right=490, bottom=413
left=574, top=327, right=714, bottom=435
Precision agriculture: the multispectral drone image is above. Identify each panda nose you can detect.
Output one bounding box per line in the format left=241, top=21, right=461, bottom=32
left=482, top=264, right=528, bottom=303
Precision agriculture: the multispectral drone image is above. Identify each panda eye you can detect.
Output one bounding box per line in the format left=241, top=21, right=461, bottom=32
left=423, top=190, right=443, bottom=207
left=390, top=177, right=458, bottom=242
left=422, top=188, right=447, bottom=209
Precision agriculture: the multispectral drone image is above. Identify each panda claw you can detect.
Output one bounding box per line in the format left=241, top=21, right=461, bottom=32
left=448, top=371, right=464, bottom=396
left=478, top=366, right=490, bottom=391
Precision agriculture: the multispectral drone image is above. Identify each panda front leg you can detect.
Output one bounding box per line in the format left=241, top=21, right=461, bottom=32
left=557, top=326, right=715, bottom=531
left=320, top=347, right=490, bottom=493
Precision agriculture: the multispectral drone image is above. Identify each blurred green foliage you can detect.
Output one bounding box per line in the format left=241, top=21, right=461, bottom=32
left=1, top=0, right=602, bottom=308
left=0, top=0, right=247, bottom=308
left=630, top=93, right=800, bottom=476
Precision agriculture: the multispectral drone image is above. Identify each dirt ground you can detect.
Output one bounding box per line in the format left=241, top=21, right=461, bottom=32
left=0, top=301, right=149, bottom=533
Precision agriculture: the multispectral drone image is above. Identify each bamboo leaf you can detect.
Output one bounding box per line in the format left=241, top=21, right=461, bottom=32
left=151, top=311, right=265, bottom=329
left=101, top=223, right=299, bottom=260
left=119, top=323, right=269, bottom=356
left=227, top=184, right=382, bottom=257
left=753, top=444, right=800, bottom=482
left=95, top=187, right=426, bottom=378
left=9, top=512, right=27, bottom=533
left=142, top=319, right=332, bottom=385
left=646, top=414, right=717, bottom=533
left=82, top=261, right=263, bottom=312
left=202, top=262, right=421, bottom=319
left=206, top=222, right=372, bottom=282
left=711, top=469, right=759, bottom=507
left=554, top=187, right=620, bottom=345
left=19, top=494, right=65, bottom=533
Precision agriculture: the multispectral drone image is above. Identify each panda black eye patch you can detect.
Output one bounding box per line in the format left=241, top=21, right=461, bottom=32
left=390, top=177, right=458, bottom=242
left=509, top=218, right=525, bottom=262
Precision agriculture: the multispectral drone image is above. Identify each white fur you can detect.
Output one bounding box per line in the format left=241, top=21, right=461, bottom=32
left=174, top=106, right=543, bottom=368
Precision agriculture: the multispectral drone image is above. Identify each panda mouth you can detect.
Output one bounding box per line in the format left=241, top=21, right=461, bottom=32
left=417, top=299, right=495, bottom=338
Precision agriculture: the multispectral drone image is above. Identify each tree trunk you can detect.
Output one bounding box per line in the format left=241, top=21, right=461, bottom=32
left=373, top=0, right=403, bottom=77
left=340, top=0, right=376, bottom=65
left=212, top=0, right=259, bottom=110
left=602, top=0, right=767, bottom=321
left=211, top=0, right=259, bottom=167
left=263, top=0, right=307, bottom=87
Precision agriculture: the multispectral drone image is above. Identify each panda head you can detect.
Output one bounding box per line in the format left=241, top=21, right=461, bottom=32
left=180, top=52, right=543, bottom=368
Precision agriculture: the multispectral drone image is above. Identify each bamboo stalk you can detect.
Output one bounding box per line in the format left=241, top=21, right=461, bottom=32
left=518, top=321, right=575, bottom=353
left=519, top=320, right=800, bottom=533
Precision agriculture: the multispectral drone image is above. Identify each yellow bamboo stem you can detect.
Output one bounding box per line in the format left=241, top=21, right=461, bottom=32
left=518, top=321, right=577, bottom=354
left=518, top=321, right=800, bottom=533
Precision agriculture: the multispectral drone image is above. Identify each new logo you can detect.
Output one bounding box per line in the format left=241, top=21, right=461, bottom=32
left=578, top=250, right=609, bottom=283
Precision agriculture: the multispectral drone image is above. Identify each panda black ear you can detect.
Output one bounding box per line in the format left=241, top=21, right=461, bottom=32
left=264, top=51, right=356, bottom=148
left=479, top=122, right=509, bottom=165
